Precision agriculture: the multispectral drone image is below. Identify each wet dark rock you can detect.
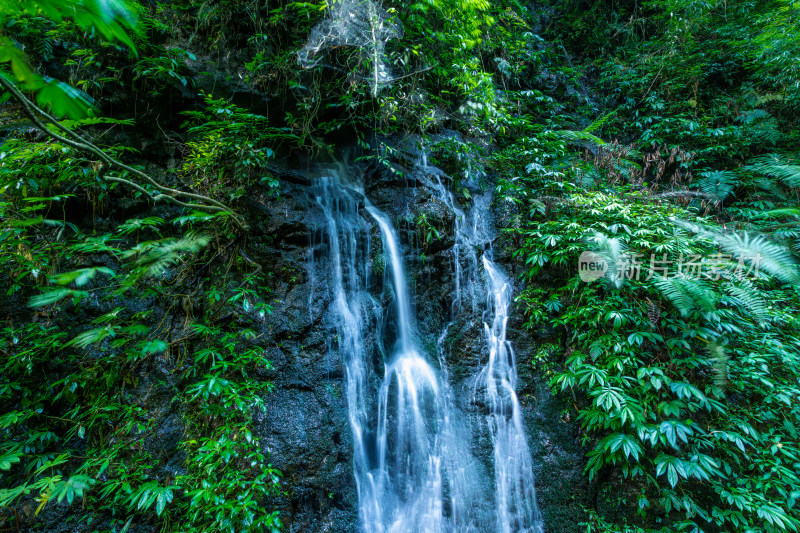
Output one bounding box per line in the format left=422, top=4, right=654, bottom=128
left=244, top=172, right=358, bottom=531
left=257, top=387, right=356, bottom=532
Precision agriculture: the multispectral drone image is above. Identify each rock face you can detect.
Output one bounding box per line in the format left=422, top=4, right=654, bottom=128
left=247, top=147, right=592, bottom=532
left=243, top=178, right=358, bottom=532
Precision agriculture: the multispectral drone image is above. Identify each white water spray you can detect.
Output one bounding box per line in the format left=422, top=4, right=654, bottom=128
left=480, top=256, right=544, bottom=533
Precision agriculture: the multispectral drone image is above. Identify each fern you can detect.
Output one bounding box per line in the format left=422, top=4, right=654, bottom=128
left=753, top=176, right=789, bottom=200
left=675, top=220, right=800, bottom=286
left=555, top=129, right=606, bottom=146
left=55, top=117, right=137, bottom=130
left=28, top=288, right=88, bottom=308
left=738, top=109, right=772, bottom=124
left=745, top=154, right=800, bottom=187
left=696, top=170, right=739, bottom=203
left=750, top=121, right=782, bottom=145
left=583, top=109, right=618, bottom=134
left=123, top=232, right=211, bottom=279
left=765, top=208, right=800, bottom=218
left=708, top=342, right=729, bottom=391
left=586, top=232, right=627, bottom=287
left=654, top=275, right=717, bottom=316
left=725, top=279, right=771, bottom=328
left=66, top=326, right=116, bottom=348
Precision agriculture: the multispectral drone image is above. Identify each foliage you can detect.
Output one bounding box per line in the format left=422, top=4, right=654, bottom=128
left=176, top=323, right=281, bottom=532
left=512, top=187, right=800, bottom=532
left=0, top=0, right=140, bottom=117
left=0, top=199, right=280, bottom=529
left=2, top=0, right=800, bottom=531
left=0, top=3, right=281, bottom=529
left=181, top=94, right=297, bottom=201
left=495, top=3, right=800, bottom=530
left=132, top=46, right=196, bottom=96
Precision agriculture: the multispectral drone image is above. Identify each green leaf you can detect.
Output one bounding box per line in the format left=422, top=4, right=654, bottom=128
left=137, top=339, right=169, bottom=356
left=655, top=455, right=685, bottom=488
left=0, top=452, right=22, bottom=471
left=28, top=288, right=89, bottom=307
left=53, top=475, right=93, bottom=505
left=592, top=385, right=625, bottom=411
left=66, top=326, right=116, bottom=348
left=36, top=78, right=96, bottom=119
left=602, top=433, right=643, bottom=461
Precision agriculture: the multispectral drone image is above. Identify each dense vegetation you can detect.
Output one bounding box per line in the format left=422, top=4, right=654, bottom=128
left=506, top=2, right=800, bottom=531
left=0, top=0, right=798, bottom=531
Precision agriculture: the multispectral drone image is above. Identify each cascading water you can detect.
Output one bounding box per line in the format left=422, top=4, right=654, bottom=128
left=312, top=174, right=375, bottom=527
left=479, top=256, right=544, bottom=533
left=312, top=157, right=541, bottom=533
left=421, top=152, right=544, bottom=533
left=313, top=168, right=487, bottom=533
left=367, top=203, right=445, bottom=532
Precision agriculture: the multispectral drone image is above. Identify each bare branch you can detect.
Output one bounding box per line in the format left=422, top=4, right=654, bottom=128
left=0, top=74, right=248, bottom=231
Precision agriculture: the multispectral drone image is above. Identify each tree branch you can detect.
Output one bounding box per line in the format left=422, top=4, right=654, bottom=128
left=0, top=74, right=248, bottom=231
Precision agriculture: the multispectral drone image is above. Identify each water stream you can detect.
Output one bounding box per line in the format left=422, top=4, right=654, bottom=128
left=312, top=159, right=542, bottom=532
left=480, top=256, right=543, bottom=533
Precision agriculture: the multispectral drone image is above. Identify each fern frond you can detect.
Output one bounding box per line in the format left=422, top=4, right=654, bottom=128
left=738, top=109, right=772, bottom=124
left=708, top=342, right=729, bottom=392
left=28, top=288, right=89, bottom=308
left=124, top=232, right=211, bottom=278
left=65, top=326, right=116, bottom=348
left=746, top=154, right=800, bottom=187
left=696, top=170, right=739, bottom=203
left=56, top=117, right=137, bottom=130
left=765, top=208, right=800, bottom=218
left=751, top=123, right=782, bottom=145
left=555, top=130, right=606, bottom=145
left=583, top=110, right=617, bottom=134
left=654, top=275, right=717, bottom=316
left=675, top=220, right=800, bottom=286
left=586, top=232, right=627, bottom=288
left=753, top=177, right=788, bottom=200
left=725, top=279, right=771, bottom=327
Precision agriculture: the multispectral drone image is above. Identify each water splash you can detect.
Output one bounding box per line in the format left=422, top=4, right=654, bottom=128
left=428, top=174, right=482, bottom=317
left=312, top=154, right=542, bottom=532
left=313, top=174, right=375, bottom=526
left=480, top=256, right=544, bottom=533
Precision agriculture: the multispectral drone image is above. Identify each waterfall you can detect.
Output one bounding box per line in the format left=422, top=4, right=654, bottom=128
left=480, top=256, right=544, bottom=533
left=422, top=154, right=544, bottom=533
left=313, top=174, right=376, bottom=527
left=312, top=161, right=540, bottom=533
left=367, top=201, right=446, bottom=532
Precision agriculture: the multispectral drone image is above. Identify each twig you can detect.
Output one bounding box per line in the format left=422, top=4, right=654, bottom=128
left=239, top=249, right=263, bottom=276
left=0, top=75, right=247, bottom=231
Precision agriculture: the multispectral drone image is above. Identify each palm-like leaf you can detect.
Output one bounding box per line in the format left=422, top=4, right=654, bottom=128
left=675, top=220, right=800, bottom=287
left=746, top=154, right=800, bottom=187
left=654, top=275, right=717, bottom=316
